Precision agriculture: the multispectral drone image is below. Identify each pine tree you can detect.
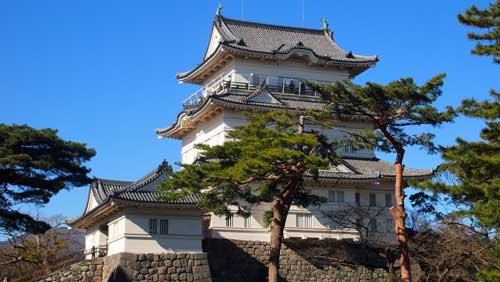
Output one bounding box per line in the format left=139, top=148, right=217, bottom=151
left=306, top=75, right=455, bottom=282
left=0, top=124, right=95, bottom=234
left=159, top=111, right=335, bottom=282
left=458, top=0, right=500, bottom=63
left=416, top=3, right=500, bottom=279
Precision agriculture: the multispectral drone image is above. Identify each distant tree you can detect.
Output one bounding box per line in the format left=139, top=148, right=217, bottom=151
left=0, top=215, right=84, bottom=279
left=0, top=124, right=95, bottom=234
left=411, top=3, right=500, bottom=279
left=458, top=0, right=500, bottom=63
left=306, top=75, right=455, bottom=282
left=160, top=111, right=336, bottom=282
left=322, top=203, right=386, bottom=245
left=418, top=93, right=500, bottom=280
left=410, top=223, right=495, bottom=282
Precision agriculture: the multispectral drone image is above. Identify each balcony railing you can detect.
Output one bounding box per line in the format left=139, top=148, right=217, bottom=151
left=182, top=73, right=331, bottom=110
left=84, top=245, right=107, bottom=259
left=182, top=70, right=234, bottom=110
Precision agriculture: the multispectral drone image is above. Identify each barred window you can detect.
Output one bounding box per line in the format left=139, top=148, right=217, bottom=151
left=296, top=214, right=313, bottom=229
left=225, top=214, right=233, bottom=227
left=355, top=192, right=361, bottom=205
left=385, top=193, right=392, bottom=207
left=160, top=219, right=169, bottom=235
left=336, top=191, right=344, bottom=202
left=369, top=193, right=377, bottom=207
left=328, top=191, right=336, bottom=202
left=244, top=216, right=251, bottom=228
left=148, top=219, right=157, bottom=236
left=328, top=191, right=344, bottom=202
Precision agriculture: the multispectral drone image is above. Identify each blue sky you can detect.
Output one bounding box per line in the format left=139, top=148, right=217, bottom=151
left=1, top=0, right=498, bottom=221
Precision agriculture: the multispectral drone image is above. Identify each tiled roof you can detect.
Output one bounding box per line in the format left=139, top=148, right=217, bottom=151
left=87, top=160, right=198, bottom=210
left=341, top=158, right=433, bottom=178
left=343, top=158, right=433, bottom=177
left=156, top=87, right=355, bottom=137
left=177, top=16, right=377, bottom=81
left=215, top=93, right=326, bottom=110
left=217, top=17, right=377, bottom=63
left=113, top=191, right=200, bottom=204
left=304, top=158, right=433, bottom=180
left=92, top=178, right=132, bottom=203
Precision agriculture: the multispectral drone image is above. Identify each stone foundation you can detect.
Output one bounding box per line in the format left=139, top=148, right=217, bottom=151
left=38, top=239, right=395, bottom=282
left=37, top=253, right=211, bottom=282
left=204, top=239, right=395, bottom=282
left=37, top=258, right=103, bottom=282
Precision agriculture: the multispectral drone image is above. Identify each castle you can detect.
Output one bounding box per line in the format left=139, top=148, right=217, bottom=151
left=69, top=10, right=432, bottom=259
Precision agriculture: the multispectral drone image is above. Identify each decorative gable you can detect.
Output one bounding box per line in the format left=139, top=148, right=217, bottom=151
left=245, top=88, right=282, bottom=105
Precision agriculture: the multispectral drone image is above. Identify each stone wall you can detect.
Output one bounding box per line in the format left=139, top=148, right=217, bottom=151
left=204, top=239, right=395, bottom=282
left=37, top=253, right=211, bottom=282
left=37, top=239, right=396, bottom=282
left=37, top=258, right=103, bottom=282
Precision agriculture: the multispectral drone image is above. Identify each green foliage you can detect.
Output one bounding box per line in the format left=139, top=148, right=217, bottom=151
left=159, top=111, right=335, bottom=216
left=419, top=92, right=499, bottom=230
left=305, top=74, right=455, bottom=154
left=458, top=0, right=500, bottom=63
left=0, top=124, right=95, bottom=234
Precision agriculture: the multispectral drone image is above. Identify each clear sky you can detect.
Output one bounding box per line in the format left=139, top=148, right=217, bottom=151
left=1, top=0, right=498, bottom=221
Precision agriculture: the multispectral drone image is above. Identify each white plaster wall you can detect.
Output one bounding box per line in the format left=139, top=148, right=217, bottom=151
left=232, top=58, right=351, bottom=84
left=107, top=215, right=127, bottom=256
left=221, top=110, right=375, bottom=158
left=204, top=26, right=222, bottom=60
left=209, top=183, right=396, bottom=243
left=105, top=207, right=204, bottom=254
left=85, top=189, right=99, bottom=212
left=181, top=113, right=226, bottom=164
left=84, top=227, right=108, bottom=259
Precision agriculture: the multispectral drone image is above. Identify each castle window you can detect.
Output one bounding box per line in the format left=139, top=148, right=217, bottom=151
left=160, top=219, right=169, bottom=235
left=385, top=193, right=392, bottom=207
left=328, top=191, right=335, bottom=202
left=369, top=193, right=377, bottom=207
left=328, top=191, right=344, bottom=202
left=355, top=192, right=361, bottom=205
left=225, top=214, right=234, bottom=227
left=244, top=216, right=251, bottom=228
left=336, top=191, right=344, bottom=202
left=296, top=213, right=313, bottom=229
left=148, top=219, right=157, bottom=236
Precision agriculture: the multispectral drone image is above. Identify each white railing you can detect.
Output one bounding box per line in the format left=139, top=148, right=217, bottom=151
left=182, top=71, right=334, bottom=110
left=182, top=70, right=234, bottom=109
left=242, top=73, right=333, bottom=97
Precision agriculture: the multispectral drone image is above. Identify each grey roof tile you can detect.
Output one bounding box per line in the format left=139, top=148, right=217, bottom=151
left=177, top=16, right=377, bottom=81
left=342, top=158, right=433, bottom=177
left=114, top=191, right=199, bottom=204
left=218, top=17, right=376, bottom=63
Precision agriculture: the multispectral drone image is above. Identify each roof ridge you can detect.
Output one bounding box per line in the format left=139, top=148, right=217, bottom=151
left=94, top=177, right=133, bottom=184
left=220, top=16, right=326, bottom=34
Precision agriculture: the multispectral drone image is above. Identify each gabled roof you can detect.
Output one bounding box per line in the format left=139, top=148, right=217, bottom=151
left=156, top=86, right=359, bottom=139
left=177, top=16, right=378, bottom=83
left=216, top=16, right=376, bottom=62
left=69, top=161, right=200, bottom=228
left=305, top=157, right=433, bottom=181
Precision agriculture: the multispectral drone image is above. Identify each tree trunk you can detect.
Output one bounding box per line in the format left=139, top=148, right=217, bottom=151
left=389, top=150, right=411, bottom=282
left=268, top=200, right=289, bottom=282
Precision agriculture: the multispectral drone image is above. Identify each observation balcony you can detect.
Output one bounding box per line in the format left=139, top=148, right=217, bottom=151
left=182, top=71, right=330, bottom=111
